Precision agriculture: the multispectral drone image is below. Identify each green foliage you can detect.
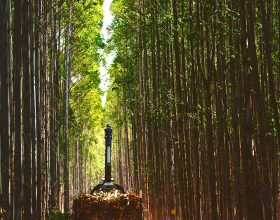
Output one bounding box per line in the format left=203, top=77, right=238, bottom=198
left=50, top=208, right=70, bottom=220
left=65, top=0, right=106, bottom=190
left=71, top=0, right=104, bottom=77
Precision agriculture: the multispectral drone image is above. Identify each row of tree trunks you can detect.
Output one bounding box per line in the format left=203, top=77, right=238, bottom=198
left=110, top=0, right=280, bottom=219
left=0, top=0, right=74, bottom=218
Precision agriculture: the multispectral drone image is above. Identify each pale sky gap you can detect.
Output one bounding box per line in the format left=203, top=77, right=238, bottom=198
left=99, top=0, right=114, bottom=107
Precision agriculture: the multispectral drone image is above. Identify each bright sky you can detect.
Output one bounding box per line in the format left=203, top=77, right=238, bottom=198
left=99, top=0, right=115, bottom=107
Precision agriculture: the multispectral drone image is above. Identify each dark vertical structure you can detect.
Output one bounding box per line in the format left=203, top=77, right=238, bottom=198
left=105, top=124, right=112, bottom=183
left=35, top=1, right=42, bottom=218
left=91, top=124, right=124, bottom=193
left=0, top=0, right=10, bottom=218
left=22, top=0, right=32, bottom=218
left=13, top=0, right=22, bottom=218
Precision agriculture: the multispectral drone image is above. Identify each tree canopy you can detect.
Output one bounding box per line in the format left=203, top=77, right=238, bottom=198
left=0, top=0, right=279, bottom=219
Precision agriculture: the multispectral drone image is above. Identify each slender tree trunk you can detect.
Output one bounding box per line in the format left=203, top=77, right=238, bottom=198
left=0, top=0, right=10, bottom=218
left=13, top=0, right=22, bottom=218
left=64, top=4, right=71, bottom=211
left=22, top=0, right=32, bottom=218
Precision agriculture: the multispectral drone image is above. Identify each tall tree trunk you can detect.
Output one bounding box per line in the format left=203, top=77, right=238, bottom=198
left=35, top=0, right=42, bottom=218
left=63, top=4, right=71, bottom=211
left=0, top=0, right=10, bottom=218
left=22, top=0, right=32, bottom=218
left=13, top=0, right=22, bottom=218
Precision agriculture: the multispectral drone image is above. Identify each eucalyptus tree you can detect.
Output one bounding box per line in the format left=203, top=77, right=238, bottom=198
left=108, top=0, right=280, bottom=219
left=0, top=0, right=105, bottom=218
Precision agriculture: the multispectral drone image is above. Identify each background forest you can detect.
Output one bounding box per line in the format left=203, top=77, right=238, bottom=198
left=0, top=0, right=279, bottom=220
